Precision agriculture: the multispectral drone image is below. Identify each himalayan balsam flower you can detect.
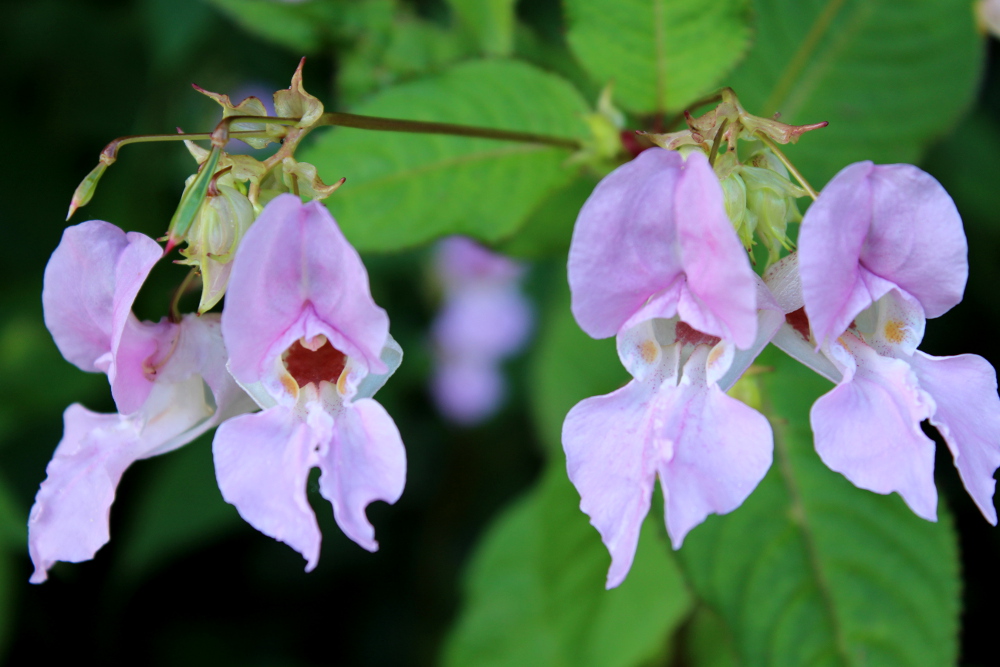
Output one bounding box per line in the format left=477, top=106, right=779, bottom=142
left=215, top=194, right=405, bottom=569
left=29, top=221, right=253, bottom=583
left=767, top=162, right=1000, bottom=522
left=430, top=237, right=532, bottom=425
left=563, top=148, right=783, bottom=588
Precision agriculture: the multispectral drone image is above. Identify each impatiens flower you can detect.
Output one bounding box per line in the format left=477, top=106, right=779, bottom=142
left=430, top=237, right=532, bottom=424
left=563, top=148, right=783, bottom=587
left=30, top=220, right=254, bottom=583
left=767, top=161, right=1000, bottom=523
left=216, top=194, right=405, bottom=569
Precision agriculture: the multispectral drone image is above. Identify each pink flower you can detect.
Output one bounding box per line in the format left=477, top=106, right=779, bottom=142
left=563, top=148, right=782, bottom=587
left=215, top=194, right=405, bottom=570
left=767, top=162, right=1000, bottom=523
left=430, top=237, right=532, bottom=425
left=29, top=221, right=253, bottom=583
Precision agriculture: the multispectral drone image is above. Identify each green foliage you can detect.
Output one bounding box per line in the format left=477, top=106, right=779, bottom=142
left=497, top=175, right=598, bottom=259
left=679, top=347, right=961, bottom=667
left=447, top=0, right=517, bottom=56
left=729, top=0, right=982, bottom=186
left=564, top=0, right=752, bottom=114
left=301, top=59, right=590, bottom=252
left=442, top=467, right=691, bottom=667
left=205, top=0, right=345, bottom=53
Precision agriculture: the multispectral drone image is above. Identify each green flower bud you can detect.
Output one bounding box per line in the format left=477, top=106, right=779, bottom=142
left=740, top=150, right=805, bottom=265
left=179, top=184, right=255, bottom=313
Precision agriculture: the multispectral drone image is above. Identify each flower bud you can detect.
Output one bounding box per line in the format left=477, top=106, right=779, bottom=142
left=740, top=150, right=805, bottom=265
left=714, top=152, right=753, bottom=250
left=179, top=184, right=255, bottom=312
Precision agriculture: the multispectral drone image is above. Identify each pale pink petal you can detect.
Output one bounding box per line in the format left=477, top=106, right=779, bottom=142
left=562, top=379, right=661, bottom=589
left=42, top=220, right=162, bottom=373
left=432, top=284, right=533, bottom=360
left=318, top=398, right=406, bottom=551
left=659, top=347, right=773, bottom=547
left=431, top=359, right=504, bottom=425
left=811, top=336, right=938, bottom=520
left=223, top=194, right=389, bottom=389
left=801, top=162, right=966, bottom=345
left=717, top=275, right=785, bottom=390
left=213, top=407, right=321, bottom=569
left=673, top=152, right=757, bottom=349
left=29, top=377, right=217, bottom=583
left=568, top=149, right=686, bottom=338
left=910, top=351, right=1000, bottom=524
left=435, top=236, right=524, bottom=287
left=28, top=405, right=133, bottom=583
left=109, top=316, right=175, bottom=415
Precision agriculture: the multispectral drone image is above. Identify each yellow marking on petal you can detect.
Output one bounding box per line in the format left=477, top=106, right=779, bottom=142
left=337, top=368, right=348, bottom=395
left=707, top=344, right=725, bottom=368
left=884, top=320, right=906, bottom=344
left=639, top=339, right=659, bottom=363
left=280, top=371, right=300, bottom=400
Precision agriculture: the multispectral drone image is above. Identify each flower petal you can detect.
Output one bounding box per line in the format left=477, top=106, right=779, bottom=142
left=568, top=148, right=686, bottom=339
left=910, top=351, right=1000, bottom=524
left=28, top=376, right=215, bottom=583
left=223, top=194, right=389, bottom=390
left=562, top=378, right=661, bottom=589
left=213, top=407, right=321, bottom=570
left=431, top=358, right=504, bottom=425
left=659, top=347, right=773, bottom=547
left=810, top=336, right=938, bottom=520
left=42, top=220, right=162, bottom=373
left=318, top=398, right=406, bottom=551
left=800, top=162, right=967, bottom=345
left=673, top=152, right=757, bottom=349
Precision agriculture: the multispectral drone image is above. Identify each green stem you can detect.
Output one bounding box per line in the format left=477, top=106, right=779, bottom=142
left=316, top=112, right=582, bottom=150
left=100, top=130, right=274, bottom=163
left=708, top=118, right=729, bottom=167
left=169, top=268, right=199, bottom=323
left=756, top=133, right=819, bottom=200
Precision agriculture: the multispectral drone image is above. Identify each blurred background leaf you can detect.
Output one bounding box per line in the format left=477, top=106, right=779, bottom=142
left=679, top=347, right=961, bottom=667
left=442, top=466, right=691, bottom=667
left=447, top=0, right=517, bottom=56
left=729, top=0, right=983, bottom=186
left=302, top=59, right=591, bottom=252
left=564, top=0, right=752, bottom=114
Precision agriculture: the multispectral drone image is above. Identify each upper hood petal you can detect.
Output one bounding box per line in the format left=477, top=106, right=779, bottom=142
left=223, top=195, right=390, bottom=388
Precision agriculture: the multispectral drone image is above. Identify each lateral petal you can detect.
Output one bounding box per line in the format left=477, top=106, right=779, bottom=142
left=910, top=351, right=1000, bottom=524
left=562, top=379, right=661, bottom=589
left=810, top=336, right=938, bottom=520
left=213, top=407, right=322, bottom=570
left=317, top=398, right=406, bottom=552
left=659, top=348, right=773, bottom=547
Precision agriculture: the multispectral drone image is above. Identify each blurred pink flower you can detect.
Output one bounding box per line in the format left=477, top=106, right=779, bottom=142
left=564, top=148, right=781, bottom=587
left=216, top=195, right=405, bottom=569
left=768, top=162, right=1000, bottom=523
left=30, top=221, right=253, bottom=583
left=430, top=237, right=532, bottom=424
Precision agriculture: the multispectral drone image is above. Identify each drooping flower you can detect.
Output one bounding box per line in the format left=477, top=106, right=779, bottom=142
left=215, top=194, right=405, bottom=569
left=29, top=220, right=254, bottom=583
left=429, top=237, right=532, bottom=425
left=563, top=148, right=783, bottom=587
left=767, top=161, right=1000, bottom=523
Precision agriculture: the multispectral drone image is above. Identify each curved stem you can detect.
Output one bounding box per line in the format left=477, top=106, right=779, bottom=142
left=755, top=133, right=819, bottom=200
left=169, top=268, right=199, bottom=323
left=99, top=130, right=274, bottom=163
left=316, top=112, right=582, bottom=150
left=708, top=118, right=729, bottom=167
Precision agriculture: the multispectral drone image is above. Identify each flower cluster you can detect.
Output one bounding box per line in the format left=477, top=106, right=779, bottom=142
left=429, top=237, right=532, bottom=425
left=565, top=99, right=1000, bottom=587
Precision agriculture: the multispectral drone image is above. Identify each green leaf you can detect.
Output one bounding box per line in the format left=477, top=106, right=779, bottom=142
left=205, top=0, right=344, bottom=53
left=447, top=0, right=517, bottom=56
left=497, top=175, right=598, bottom=259
left=301, top=59, right=591, bottom=252
left=729, top=0, right=983, bottom=186
left=116, top=434, right=243, bottom=581
left=528, top=272, right=628, bottom=457
left=565, top=0, right=752, bottom=114
left=678, top=347, right=960, bottom=667
left=442, top=466, right=692, bottom=667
